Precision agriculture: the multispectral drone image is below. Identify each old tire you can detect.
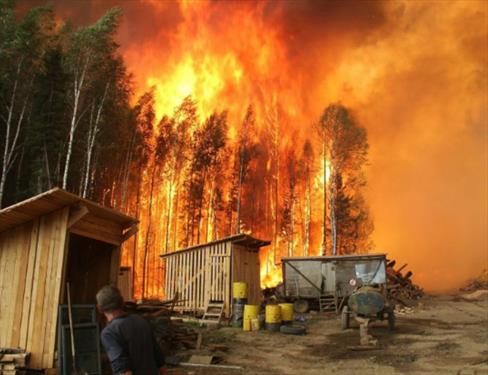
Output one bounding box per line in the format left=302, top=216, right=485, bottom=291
left=388, top=310, right=395, bottom=331
left=293, top=299, right=309, bottom=314
left=280, top=324, right=307, bottom=335
left=341, top=306, right=350, bottom=330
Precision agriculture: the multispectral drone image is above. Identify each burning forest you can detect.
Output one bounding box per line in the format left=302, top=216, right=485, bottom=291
left=2, top=0, right=487, bottom=301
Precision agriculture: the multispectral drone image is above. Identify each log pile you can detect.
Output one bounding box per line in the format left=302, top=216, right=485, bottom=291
left=460, top=269, right=488, bottom=292
left=147, top=317, right=199, bottom=354
left=0, top=348, right=29, bottom=374
left=125, top=294, right=199, bottom=354
left=386, top=259, right=424, bottom=304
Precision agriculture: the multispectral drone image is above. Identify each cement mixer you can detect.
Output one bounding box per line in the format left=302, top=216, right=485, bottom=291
left=341, top=283, right=395, bottom=347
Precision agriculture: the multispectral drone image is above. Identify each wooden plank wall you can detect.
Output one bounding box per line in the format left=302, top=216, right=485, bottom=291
left=163, top=241, right=231, bottom=315
left=118, top=268, right=133, bottom=301
left=0, top=207, right=69, bottom=369
left=231, top=244, right=261, bottom=305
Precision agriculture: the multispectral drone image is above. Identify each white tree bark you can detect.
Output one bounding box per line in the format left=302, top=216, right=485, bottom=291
left=235, top=160, right=244, bottom=234
left=330, top=172, right=338, bottom=256
left=62, top=58, right=89, bottom=190
left=0, top=60, right=27, bottom=207
left=82, top=81, right=109, bottom=198
left=304, top=179, right=311, bottom=256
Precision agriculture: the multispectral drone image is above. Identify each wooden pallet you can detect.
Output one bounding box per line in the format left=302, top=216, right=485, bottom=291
left=200, top=301, right=224, bottom=326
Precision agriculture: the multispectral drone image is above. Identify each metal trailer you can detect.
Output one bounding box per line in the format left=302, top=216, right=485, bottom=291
left=281, top=254, right=387, bottom=313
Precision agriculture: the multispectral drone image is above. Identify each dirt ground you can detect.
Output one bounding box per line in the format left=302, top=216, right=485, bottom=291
left=166, top=294, right=488, bottom=375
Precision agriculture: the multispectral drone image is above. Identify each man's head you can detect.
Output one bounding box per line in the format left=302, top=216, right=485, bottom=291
left=96, top=285, right=124, bottom=315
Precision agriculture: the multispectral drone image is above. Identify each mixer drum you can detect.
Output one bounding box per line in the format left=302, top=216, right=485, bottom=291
left=348, top=286, right=385, bottom=316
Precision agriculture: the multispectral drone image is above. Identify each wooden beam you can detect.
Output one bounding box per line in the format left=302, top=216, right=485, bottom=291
left=67, top=204, right=89, bottom=228
left=121, top=224, right=137, bottom=242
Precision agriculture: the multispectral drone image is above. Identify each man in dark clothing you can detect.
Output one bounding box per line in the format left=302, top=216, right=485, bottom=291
left=96, top=285, right=165, bottom=375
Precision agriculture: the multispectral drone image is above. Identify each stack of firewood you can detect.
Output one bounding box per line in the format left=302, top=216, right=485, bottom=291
left=386, top=259, right=423, bottom=304
left=147, top=316, right=199, bottom=354
left=0, top=348, right=29, bottom=374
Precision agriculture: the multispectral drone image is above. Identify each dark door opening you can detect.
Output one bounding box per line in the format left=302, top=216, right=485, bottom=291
left=64, top=233, right=115, bottom=304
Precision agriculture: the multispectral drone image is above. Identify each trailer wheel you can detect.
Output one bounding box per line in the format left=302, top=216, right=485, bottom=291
left=387, top=310, right=395, bottom=331
left=341, top=306, right=350, bottom=330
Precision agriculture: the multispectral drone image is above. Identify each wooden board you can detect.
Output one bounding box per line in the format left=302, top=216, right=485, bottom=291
left=0, top=207, right=69, bottom=369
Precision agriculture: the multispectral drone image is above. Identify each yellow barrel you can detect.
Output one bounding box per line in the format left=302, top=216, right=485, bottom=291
left=279, top=303, right=294, bottom=323
left=265, top=305, right=281, bottom=332
left=243, top=304, right=260, bottom=332
left=265, top=305, right=281, bottom=323
left=243, top=318, right=251, bottom=331
left=233, top=282, right=248, bottom=299
left=243, top=304, right=260, bottom=320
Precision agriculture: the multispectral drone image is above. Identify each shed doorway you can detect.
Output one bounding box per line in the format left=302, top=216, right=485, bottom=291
left=64, top=233, right=116, bottom=304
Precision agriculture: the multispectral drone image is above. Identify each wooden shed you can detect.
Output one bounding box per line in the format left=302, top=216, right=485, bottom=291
left=160, top=234, right=270, bottom=317
left=0, top=188, right=137, bottom=370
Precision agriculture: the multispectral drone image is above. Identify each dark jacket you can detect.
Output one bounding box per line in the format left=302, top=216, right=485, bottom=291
left=101, top=314, right=164, bottom=375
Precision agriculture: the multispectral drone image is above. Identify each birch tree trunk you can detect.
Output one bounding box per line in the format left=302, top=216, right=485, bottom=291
left=304, top=179, right=311, bottom=256
left=82, top=82, right=109, bottom=197
left=62, top=59, right=88, bottom=189
left=322, top=141, right=327, bottom=256
left=164, top=174, right=174, bottom=253
left=142, top=162, right=157, bottom=298
left=0, top=61, right=28, bottom=207
left=329, top=172, right=337, bottom=255
left=235, top=161, right=244, bottom=234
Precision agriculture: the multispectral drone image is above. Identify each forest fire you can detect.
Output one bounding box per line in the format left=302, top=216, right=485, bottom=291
left=1, top=2, right=487, bottom=374
left=118, top=0, right=487, bottom=298
left=6, top=0, right=487, bottom=300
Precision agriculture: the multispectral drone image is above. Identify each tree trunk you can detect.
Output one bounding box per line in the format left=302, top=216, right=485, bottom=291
left=322, top=141, right=327, bottom=256
left=236, top=159, right=244, bottom=234
left=304, top=176, right=311, bottom=256
left=330, top=172, right=337, bottom=256
left=63, top=61, right=88, bottom=189
left=164, top=175, right=174, bottom=253
left=205, top=179, right=214, bottom=242
left=0, top=60, right=26, bottom=207
left=82, top=82, right=109, bottom=198
left=132, top=169, right=142, bottom=297
left=142, top=162, right=157, bottom=299
left=43, top=142, right=52, bottom=189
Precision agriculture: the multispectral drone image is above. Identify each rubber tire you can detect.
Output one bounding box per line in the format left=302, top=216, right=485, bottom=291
left=279, top=324, right=307, bottom=335
left=293, top=299, right=309, bottom=314
left=341, top=306, right=350, bottom=330
left=387, top=310, right=395, bottom=331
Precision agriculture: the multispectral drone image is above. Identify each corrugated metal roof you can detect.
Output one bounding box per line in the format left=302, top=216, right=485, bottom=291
left=0, top=187, right=137, bottom=233
left=282, top=253, right=387, bottom=262
left=160, top=233, right=271, bottom=259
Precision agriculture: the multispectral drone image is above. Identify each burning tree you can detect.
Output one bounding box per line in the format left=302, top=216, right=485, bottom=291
left=318, top=104, right=373, bottom=255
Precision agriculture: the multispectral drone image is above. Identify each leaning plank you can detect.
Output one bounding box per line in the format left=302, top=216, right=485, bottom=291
left=19, top=219, right=40, bottom=349
left=43, top=208, right=69, bottom=367
left=27, top=213, right=51, bottom=367
left=11, top=223, right=33, bottom=346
